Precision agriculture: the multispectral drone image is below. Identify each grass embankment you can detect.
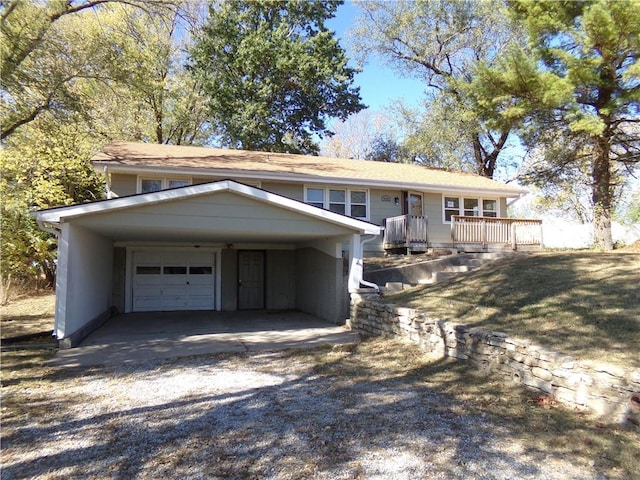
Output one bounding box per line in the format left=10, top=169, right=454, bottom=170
left=382, top=252, right=640, bottom=368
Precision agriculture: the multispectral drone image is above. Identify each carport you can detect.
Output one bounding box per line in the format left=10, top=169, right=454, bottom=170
left=35, top=180, right=380, bottom=348
left=46, top=310, right=360, bottom=368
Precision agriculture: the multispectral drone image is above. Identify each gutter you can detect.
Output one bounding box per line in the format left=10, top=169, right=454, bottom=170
left=36, top=219, right=61, bottom=237
left=358, top=235, right=380, bottom=291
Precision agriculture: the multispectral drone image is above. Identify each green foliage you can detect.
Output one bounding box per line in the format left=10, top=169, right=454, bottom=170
left=0, top=115, right=104, bottom=285
left=498, top=0, right=640, bottom=249
left=0, top=0, right=210, bottom=287
left=190, top=0, right=364, bottom=154
left=352, top=0, right=521, bottom=178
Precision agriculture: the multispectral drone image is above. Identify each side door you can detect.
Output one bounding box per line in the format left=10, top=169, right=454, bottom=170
left=238, top=250, right=265, bottom=310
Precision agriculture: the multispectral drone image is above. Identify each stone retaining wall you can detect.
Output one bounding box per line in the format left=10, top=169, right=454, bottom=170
left=348, top=292, right=640, bottom=425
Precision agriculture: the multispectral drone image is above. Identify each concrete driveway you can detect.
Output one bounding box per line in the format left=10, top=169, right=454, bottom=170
left=47, top=310, right=359, bottom=368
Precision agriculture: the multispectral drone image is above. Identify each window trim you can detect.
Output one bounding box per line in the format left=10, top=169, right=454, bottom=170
left=304, top=185, right=370, bottom=220
left=137, top=175, right=192, bottom=194
left=442, top=195, right=500, bottom=223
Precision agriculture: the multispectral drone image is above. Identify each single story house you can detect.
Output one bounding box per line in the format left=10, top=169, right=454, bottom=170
left=34, top=141, right=534, bottom=347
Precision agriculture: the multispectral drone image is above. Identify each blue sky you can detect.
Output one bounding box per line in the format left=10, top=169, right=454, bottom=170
left=326, top=1, right=426, bottom=112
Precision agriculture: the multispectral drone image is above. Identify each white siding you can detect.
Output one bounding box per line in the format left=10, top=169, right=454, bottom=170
left=55, top=223, right=113, bottom=339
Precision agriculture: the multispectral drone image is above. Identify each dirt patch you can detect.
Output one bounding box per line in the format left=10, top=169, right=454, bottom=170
left=1, top=292, right=55, bottom=340
left=2, top=340, right=638, bottom=479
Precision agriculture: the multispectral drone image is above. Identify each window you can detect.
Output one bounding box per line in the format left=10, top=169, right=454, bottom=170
left=464, top=198, right=479, bottom=216
left=444, top=196, right=498, bottom=222
left=329, top=189, right=346, bottom=214
left=483, top=199, right=497, bottom=217
left=305, top=186, right=369, bottom=219
left=306, top=188, right=324, bottom=209
left=444, top=197, right=460, bottom=222
left=141, top=179, right=162, bottom=193
left=138, top=177, right=191, bottom=193
left=350, top=190, right=367, bottom=218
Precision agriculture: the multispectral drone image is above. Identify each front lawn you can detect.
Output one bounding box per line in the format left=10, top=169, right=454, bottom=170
left=381, top=252, right=640, bottom=368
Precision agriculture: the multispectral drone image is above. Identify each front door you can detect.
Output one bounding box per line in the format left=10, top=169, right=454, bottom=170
left=238, top=250, right=265, bottom=310
left=408, top=192, right=423, bottom=216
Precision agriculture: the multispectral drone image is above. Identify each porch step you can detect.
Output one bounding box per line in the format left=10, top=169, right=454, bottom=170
left=379, top=282, right=413, bottom=294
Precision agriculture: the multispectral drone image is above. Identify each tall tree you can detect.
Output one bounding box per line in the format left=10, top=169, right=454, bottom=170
left=472, top=0, right=640, bottom=249
left=190, top=0, right=365, bottom=155
left=351, top=0, right=519, bottom=178
left=0, top=0, right=179, bottom=140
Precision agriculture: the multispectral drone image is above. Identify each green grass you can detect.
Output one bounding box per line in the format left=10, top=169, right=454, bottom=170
left=381, top=252, right=640, bottom=368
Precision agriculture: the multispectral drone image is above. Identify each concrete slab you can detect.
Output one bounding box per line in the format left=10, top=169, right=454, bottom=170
left=46, top=310, right=359, bottom=368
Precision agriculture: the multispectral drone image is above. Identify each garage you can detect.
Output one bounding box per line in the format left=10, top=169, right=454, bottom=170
left=132, top=250, right=218, bottom=312
left=35, top=180, right=381, bottom=346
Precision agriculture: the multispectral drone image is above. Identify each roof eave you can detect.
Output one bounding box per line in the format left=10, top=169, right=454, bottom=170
left=93, top=162, right=528, bottom=198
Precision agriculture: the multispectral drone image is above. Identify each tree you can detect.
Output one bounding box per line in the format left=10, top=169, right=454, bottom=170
left=473, top=0, right=640, bottom=249
left=321, top=110, right=392, bottom=159
left=0, top=0, right=179, bottom=140
left=351, top=0, right=519, bottom=177
left=0, top=115, right=103, bottom=287
left=0, top=0, right=211, bottom=293
left=189, top=0, right=365, bottom=155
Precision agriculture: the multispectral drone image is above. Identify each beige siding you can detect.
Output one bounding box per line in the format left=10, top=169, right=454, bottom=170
left=295, top=247, right=345, bottom=323
left=221, top=248, right=237, bottom=311
left=112, top=247, right=126, bottom=313
left=110, top=173, right=137, bottom=197
left=261, top=182, right=304, bottom=201
left=500, top=197, right=508, bottom=217
left=266, top=250, right=295, bottom=309
left=369, top=188, right=403, bottom=226
left=424, top=192, right=450, bottom=245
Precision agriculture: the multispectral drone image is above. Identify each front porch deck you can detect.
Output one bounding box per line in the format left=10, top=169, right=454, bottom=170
left=383, top=214, right=543, bottom=253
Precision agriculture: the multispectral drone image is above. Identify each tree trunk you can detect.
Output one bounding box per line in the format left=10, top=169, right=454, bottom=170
left=591, top=136, right=614, bottom=250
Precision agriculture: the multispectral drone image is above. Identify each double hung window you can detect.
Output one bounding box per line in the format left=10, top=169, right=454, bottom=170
left=444, top=196, right=499, bottom=222
left=305, top=186, right=369, bottom=219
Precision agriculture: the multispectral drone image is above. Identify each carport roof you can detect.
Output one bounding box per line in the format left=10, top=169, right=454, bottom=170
left=34, top=179, right=381, bottom=239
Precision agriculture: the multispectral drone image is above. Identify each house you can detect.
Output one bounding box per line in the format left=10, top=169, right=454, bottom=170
left=34, top=141, right=535, bottom=347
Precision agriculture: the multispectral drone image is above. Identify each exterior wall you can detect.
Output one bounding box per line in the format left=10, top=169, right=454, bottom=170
left=266, top=250, right=296, bottom=309
left=55, top=223, right=113, bottom=340
left=500, top=197, right=508, bottom=216
left=112, top=247, right=126, bottom=313
left=221, top=248, right=238, bottom=311
left=110, top=173, right=137, bottom=197
left=295, top=246, right=346, bottom=323
left=349, top=295, right=640, bottom=425
left=424, top=193, right=449, bottom=245
left=261, top=181, right=303, bottom=201
left=369, top=188, right=403, bottom=225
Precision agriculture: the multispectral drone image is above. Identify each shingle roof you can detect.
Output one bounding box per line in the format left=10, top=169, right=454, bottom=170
left=92, top=141, right=526, bottom=196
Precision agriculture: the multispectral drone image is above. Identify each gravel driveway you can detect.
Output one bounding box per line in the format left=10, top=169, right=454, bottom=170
left=1, top=342, right=607, bottom=479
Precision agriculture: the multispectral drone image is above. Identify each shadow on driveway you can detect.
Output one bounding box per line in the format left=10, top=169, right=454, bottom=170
left=47, top=310, right=359, bottom=368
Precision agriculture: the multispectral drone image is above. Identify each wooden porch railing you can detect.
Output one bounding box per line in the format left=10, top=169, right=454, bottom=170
left=383, top=214, right=428, bottom=251
left=451, top=216, right=543, bottom=250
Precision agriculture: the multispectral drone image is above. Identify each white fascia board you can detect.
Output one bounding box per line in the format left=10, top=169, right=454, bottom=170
left=34, top=180, right=381, bottom=235
left=93, top=162, right=528, bottom=198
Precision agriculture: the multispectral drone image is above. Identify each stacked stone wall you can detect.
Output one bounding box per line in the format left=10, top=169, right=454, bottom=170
left=349, top=292, right=640, bottom=425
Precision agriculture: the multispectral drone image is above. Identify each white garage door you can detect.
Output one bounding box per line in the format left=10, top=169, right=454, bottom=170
left=133, top=251, right=216, bottom=312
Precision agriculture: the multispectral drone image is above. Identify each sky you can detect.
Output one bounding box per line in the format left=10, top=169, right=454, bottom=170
left=326, top=1, right=426, bottom=112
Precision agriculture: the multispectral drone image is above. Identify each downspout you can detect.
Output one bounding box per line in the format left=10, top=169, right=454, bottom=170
left=348, top=234, right=380, bottom=293
left=103, top=166, right=118, bottom=199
